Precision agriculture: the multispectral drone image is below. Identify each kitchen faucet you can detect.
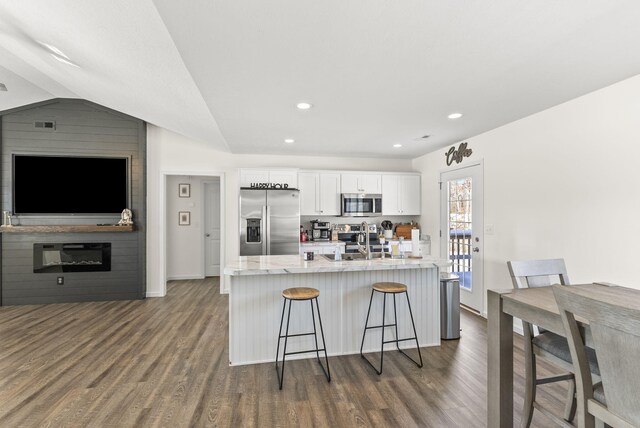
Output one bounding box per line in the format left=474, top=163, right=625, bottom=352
left=358, top=221, right=373, bottom=260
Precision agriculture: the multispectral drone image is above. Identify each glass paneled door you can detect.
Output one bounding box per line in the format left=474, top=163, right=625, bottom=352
left=440, top=163, right=484, bottom=314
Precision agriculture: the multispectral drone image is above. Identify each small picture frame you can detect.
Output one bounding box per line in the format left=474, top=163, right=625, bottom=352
left=179, top=183, right=191, bottom=198
left=179, top=211, right=191, bottom=226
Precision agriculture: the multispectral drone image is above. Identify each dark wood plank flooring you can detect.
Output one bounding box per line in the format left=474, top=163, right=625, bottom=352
left=0, top=278, right=571, bottom=427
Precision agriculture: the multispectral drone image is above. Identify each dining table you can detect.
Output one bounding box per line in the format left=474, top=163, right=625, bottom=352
left=486, top=281, right=639, bottom=427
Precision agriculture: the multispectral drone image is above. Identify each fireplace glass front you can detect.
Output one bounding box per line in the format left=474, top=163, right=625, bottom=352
left=33, top=243, right=111, bottom=273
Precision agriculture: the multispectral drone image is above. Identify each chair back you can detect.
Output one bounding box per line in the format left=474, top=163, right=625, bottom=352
left=507, top=258, right=570, bottom=289
left=553, top=285, right=640, bottom=427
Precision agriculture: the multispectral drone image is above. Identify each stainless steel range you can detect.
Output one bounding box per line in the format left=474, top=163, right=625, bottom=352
left=336, top=223, right=382, bottom=253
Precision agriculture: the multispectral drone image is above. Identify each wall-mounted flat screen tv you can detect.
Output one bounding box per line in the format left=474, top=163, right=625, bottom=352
left=13, top=154, right=129, bottom=215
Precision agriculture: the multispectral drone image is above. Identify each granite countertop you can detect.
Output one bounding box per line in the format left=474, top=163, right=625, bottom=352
left=224, top=254, right=451, bottom=276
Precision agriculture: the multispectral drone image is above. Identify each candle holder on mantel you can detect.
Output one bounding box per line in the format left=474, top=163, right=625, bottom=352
left=2, top=211, right=14, bottom=227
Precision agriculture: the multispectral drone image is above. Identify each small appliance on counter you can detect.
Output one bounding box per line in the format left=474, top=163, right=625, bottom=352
left=311, top=220, right=331, bottom=241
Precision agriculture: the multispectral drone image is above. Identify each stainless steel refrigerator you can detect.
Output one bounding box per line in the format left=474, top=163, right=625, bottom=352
left=239, top=188, right=300, bottom=256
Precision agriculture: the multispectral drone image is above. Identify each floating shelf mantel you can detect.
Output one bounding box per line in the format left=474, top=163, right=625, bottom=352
left=0, top=225, right=135, bottom=233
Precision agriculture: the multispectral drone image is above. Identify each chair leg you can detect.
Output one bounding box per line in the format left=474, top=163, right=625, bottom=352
left=313, top=297, right=331, bottom=383
left=563, top=377, right=577, bottom=422
left=521, top=333, right=536, bottom=428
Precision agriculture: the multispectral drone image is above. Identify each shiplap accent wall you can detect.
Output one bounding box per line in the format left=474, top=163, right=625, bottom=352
left=0, top=99, right=146, bottom=305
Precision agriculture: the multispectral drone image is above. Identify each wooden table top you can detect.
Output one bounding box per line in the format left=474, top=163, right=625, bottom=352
left=501, top=282, right=640, bottom=312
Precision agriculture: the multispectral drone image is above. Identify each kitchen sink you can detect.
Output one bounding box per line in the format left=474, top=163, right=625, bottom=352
left=321, top=253, right=364, bottom=262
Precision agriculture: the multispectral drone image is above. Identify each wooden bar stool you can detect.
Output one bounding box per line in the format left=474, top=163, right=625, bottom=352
left=359, top=281, right=423, bottom=375
left=275, top=287, right=331, bottom=389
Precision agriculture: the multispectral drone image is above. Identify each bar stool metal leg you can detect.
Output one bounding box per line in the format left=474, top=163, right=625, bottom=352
left=397, top=291, right=423, bottom=368
left=275, top=298, right=293, bottom=390
left=275, top=298, right=287, bottom=369
left=313, top=297, right=331, bottom=382
left=359, top=289, right=375, bottom=356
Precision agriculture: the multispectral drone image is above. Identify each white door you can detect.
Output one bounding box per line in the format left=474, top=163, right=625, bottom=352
left=204, top=181, right=221, bottom=276
left=440, top=163, right=484, bottom=313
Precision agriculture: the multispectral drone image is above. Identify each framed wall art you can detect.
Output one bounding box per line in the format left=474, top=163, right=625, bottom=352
left=179, top=183, right=191, bottom=198
left=179, top=211, right=191, bottom=226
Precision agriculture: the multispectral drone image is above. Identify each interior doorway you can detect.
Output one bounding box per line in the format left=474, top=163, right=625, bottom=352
left=161, top=172, right=225, bottom=297
left=440, top=162, right=484, bottom=314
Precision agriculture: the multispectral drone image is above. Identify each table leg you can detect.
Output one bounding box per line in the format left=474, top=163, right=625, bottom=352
left=488, top=289, right=514, bottom=427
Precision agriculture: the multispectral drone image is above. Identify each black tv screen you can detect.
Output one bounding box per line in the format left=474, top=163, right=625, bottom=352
left=13, top=154, right=129, bottom=215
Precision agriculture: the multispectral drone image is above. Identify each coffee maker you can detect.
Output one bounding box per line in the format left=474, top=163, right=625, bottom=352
left=311, top=220, right=331, bottom=241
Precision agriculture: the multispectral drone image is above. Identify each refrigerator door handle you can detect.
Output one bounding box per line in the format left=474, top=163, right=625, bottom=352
left=263, top=205, right=269, bottom=255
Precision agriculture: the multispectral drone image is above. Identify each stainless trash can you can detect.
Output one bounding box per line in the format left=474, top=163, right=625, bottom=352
left=440, top=272, right=461, bottom=339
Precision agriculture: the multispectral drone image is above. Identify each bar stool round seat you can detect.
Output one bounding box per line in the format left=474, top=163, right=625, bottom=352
left=275, top=287, right=330, bottom=390
left=372, top=282, right=407, bottom=293
left=282, top=287, right=320, bottom=300
left=360, top=281, right=423, bottom=375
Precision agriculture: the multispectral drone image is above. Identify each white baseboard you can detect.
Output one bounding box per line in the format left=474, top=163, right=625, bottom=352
left=146, top=291, right=165, bottom=298
left=167, top=274, right=205, bottom=280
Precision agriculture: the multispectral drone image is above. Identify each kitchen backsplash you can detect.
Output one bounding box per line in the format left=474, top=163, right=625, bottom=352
left=300, top=215, right=421, bottom=236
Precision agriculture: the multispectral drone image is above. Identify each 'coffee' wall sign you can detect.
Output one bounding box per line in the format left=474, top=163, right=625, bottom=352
left=445, top=142, right=473, bottom=166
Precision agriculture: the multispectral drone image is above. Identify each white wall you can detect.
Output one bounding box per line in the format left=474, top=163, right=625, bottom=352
left=146, top=127, right=415, bottom=296
left=414, top=73, right=640, bottom=314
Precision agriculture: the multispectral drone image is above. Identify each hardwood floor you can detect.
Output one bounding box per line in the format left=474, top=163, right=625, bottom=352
left=0, top=278, right=571, bottom=427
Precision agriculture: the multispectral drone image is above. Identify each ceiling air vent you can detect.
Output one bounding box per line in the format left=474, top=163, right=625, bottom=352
left=0, top=83, right=7, bottom=91
left=34, top=121, right=56, bottom=130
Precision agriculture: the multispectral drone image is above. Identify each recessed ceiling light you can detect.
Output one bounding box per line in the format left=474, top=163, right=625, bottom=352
left=296, top=102, right=313, bottom=110
left=284, top=139, right=295, bottom=144
left=393, top=144, right=402, bottom=148
left=448, top=113, right=463, bottom=119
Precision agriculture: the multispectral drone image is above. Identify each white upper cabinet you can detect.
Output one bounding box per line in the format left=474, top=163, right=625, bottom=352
left=340, top=173, right=382, bottom=194
left=299, top=172, right=340, bottom=216
left=239, top=169, right=298, bottom=188
left=382, top=174, right=421, bottom=215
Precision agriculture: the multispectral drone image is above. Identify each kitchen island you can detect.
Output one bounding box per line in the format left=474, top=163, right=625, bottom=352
left=224, top=254, right=451, bottom=366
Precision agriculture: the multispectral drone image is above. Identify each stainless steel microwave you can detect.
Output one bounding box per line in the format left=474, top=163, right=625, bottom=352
left=340, top=193, right=382, bottom=217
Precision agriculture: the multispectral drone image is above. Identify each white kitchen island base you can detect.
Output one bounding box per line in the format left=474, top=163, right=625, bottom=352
left=225, top=255, right=449, bottom=366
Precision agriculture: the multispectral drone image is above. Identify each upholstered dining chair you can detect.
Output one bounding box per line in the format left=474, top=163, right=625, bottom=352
left=554, top=284, right=640, bottom=428
left=507, top=259, right=600, bottom=427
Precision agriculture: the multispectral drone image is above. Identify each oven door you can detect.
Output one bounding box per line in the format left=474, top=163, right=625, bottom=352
left=341, top=194, right=382, bottom=217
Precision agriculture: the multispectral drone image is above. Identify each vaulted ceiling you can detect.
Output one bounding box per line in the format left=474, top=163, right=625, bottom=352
left=1, top=1, right=640, bottom=159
